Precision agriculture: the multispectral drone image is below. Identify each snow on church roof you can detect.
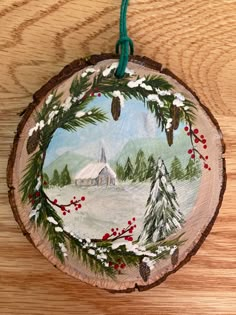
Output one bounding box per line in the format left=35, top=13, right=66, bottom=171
left=75, top=162, right=116, bottom=180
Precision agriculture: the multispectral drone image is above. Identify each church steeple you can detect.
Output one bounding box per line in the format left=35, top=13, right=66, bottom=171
left=100, top=147, right=107, bottom=163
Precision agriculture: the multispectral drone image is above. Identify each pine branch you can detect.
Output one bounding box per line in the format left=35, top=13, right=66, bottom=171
left=70, top=75, right=91, bottom=97
left=61, top=108, right=107, bottom=132
left=68, top=236, right=116, bottom=278
left=20, top=150, right=42, bottom=202
left=36, top=91, right=63, bottom=122
left=31, top=195, right=66, bottom=262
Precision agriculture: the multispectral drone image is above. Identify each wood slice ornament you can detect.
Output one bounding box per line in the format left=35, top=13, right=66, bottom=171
left=7, top=54, right=226, bottom=292
left=7, top=0, right=225, bottom=293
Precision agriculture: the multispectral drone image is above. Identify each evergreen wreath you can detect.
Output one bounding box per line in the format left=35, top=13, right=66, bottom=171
left=20, top=62, right=208, bottom=279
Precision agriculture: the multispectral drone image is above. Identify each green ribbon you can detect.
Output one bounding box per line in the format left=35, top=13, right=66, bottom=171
left=115, top=0, right=134, bottom=79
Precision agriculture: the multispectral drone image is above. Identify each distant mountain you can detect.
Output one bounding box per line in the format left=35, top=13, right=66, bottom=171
left=43, top=152, right=93, bottom=180
left=111, top=131, right=190, bottom=169
left=44, top=130, right=191, bottom=180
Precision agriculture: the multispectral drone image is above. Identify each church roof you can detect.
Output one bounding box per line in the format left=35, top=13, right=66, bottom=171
left=75, top=162, right=116, bottom=180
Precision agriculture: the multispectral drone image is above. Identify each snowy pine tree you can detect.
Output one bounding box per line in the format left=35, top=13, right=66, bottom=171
left=139, top=158, right=184, bottom=244
left=184, top=158, right=201, bottom=181
left=170, top=156, right=184, bottom=180
left=60, top=165, right=71, bottom=187
left=50, top=169, right=60, bottom=186
left=124, top=157, right=134, bottom=180
left=146, top=154, right=156, bottom=180
left=133, top=149, right=147, bottom=182
left=116, top=162, right=125, bottom=181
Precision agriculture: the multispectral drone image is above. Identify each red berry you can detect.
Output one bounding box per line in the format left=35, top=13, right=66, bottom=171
left=73, top=196, right=76, bottom=199
left=81, top=196, right=85, bottom=201
left=188, top=149, right=193, bottom=154
left=208, top=167, right=211, bottom=171
left=31, top=200, right=35, bottom=205
left=35, top=191, right=40, bottom=197
left=184, top=126, right=189, bottom=131
left=132, top=217, right=136, bottom=221
left=203, top=145, right=207, bottom=149
left=53, top=199, right=58, bottom=204
left=202, top=139, right=207, bottom=144
left=91, top=92, right=95, bottom=97
left=120, top=263, right=126, bottom=269
left=68, top=210, right=70, bottom=213
left=125, top=236, right=129, bottom=240
left=129, top=237, right=133, bottom=242
left=194, top=138, right=199, bottom=143
left=191, top=154, right=195, bottom=159
left=63, top=212, right=66, bottom=216
left=204, top=164, right=208, bottom=169
left=61, top=206, right=65, bottom=211
left=134, top=225, right=137, bottom=228
left=102, top=233, right=110, bottom=241
left=200, top=135, right=204, bottom=139
left=111, top=228, right=114, bottom=232
left=193, top=128, right=199, bottom=134
left=113, top=232, right=117, bottom=236
left=129, top=229, right=133, bottom=234
left=109, top=261, right=113, bottom=266
left=78, top=204, right=82, bottom=208
left=117, top=258, right=121, bottom=263
left=43, top=181, right=47, bottom=186
left=187, top=132, right=190, bottom=136
left=205, top=156, right=208, bottom=160
left=128, top=220, right=131, bottom=225
left=114, top=264, right=119, bottom=270
left=116, top=228, right=119, bottom=231
left=98, top=93, right=101, bottom=97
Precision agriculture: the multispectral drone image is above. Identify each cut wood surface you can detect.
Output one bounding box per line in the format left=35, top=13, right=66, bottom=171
left=0, top=0, right=235, bottom=314
left=7, top=54, right=225, bottom=292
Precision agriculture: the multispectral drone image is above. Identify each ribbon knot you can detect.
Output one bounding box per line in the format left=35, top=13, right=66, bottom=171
left=115, top=0, right=134, bottom=79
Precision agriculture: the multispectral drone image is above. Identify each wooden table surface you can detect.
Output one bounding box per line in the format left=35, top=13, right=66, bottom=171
left=0, top=0, right=236, bottom=314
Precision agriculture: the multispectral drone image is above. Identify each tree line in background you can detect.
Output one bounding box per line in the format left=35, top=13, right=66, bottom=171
left=43, top=165, right=71, bottom=188
left=116, top=149, right=201, bottom=182
left=170, top=156, right=201, bottom=181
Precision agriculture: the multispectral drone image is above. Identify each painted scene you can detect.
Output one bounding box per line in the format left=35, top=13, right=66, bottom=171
left=43, top=96, right=202, bottom=242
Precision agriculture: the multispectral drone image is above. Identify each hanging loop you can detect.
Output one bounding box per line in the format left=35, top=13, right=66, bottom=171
left=115, top=0, right=134, bottom=79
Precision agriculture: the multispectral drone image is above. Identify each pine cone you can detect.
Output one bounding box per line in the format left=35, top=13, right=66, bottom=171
left=26, top=129, right=40, bottom=154
left=171, top=248, right=179, bottom=266
left=139, top=261, right=151, bottom=282
left=165, top=128, right=173, bottom=146
left=171, top=105, right=180, bottom=130
left=111, top=96, right=121, bottom=121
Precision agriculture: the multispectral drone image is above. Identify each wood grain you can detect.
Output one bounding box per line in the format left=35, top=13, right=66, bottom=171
left=0, top=0, right=235, bottom=313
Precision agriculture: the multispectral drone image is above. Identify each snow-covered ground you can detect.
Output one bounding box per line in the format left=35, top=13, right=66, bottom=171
left=45, top=179, right=200, bottom=239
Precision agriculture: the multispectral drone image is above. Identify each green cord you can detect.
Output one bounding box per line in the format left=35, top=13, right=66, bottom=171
left=115, top=0, right=134, bottom=79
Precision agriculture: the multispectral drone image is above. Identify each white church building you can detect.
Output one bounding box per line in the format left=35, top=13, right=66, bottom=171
left=74, top=148, right=116, bottom=187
